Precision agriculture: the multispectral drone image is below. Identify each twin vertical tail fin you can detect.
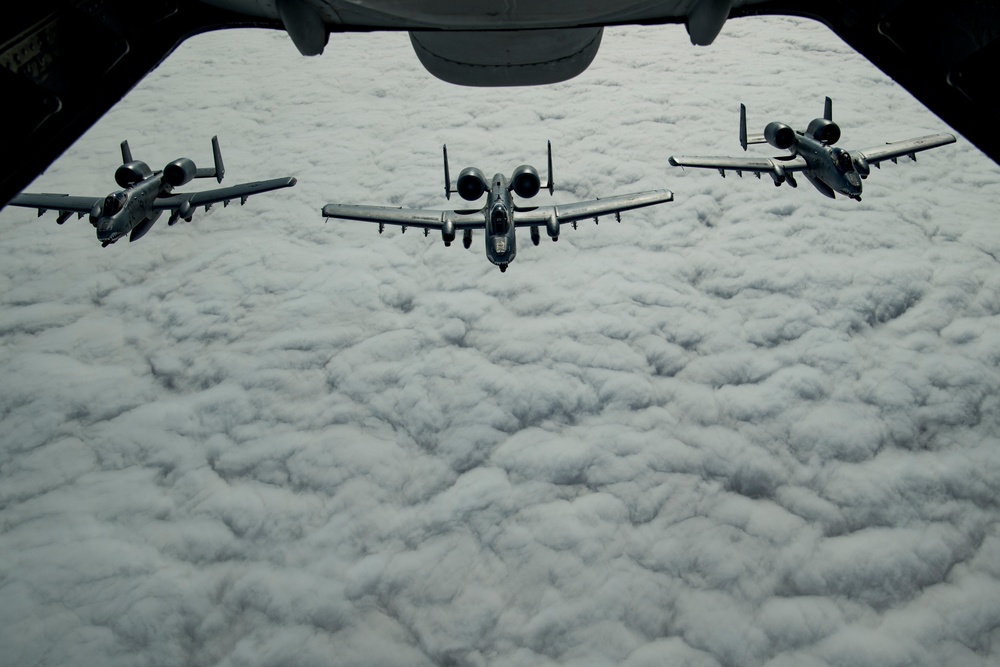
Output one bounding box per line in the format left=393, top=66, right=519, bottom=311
left=824, top=96, right=833, bottom=121
left=739, top=104, right=770, bottom=149
left=211, top=135, right=225, bottom=183
left=739, top=104, right=748, bottom=151
left=194, top=135, right=225, bottom=180
left=546, top=140, right=554, bottom=195
left=121, top=140, right=133, bottom=164
left=443, top=144, right=451, bottom=200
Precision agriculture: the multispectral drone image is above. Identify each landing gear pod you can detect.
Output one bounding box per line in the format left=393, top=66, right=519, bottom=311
left=770, top=163, right=786, bottom=186
left=442, top=219, right=456, bottom=246
left=546, top=214, right=560, bottom=241
left=462, top=229, right=473, bottom=249
left=89, top=201, right=103, bottom=226
left=852, top=153, right=871, bottom=177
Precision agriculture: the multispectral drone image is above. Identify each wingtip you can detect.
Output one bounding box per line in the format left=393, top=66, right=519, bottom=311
left=667, top=157, right=679, bottom=167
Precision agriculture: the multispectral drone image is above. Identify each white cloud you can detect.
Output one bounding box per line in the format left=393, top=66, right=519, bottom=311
left=2, top=15, right=1000, bottom=667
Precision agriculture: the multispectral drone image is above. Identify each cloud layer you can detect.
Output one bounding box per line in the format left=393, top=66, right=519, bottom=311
left=2, top=16, right=1000, bottom=667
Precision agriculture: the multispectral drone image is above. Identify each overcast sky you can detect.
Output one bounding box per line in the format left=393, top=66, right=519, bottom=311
left=2, top=15, right=1000, bottom=667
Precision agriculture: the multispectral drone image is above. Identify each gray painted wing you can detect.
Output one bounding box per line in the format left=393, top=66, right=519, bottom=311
left=512, top=189, right=673, bottom=226
left=153, top=177, right=297, bottom=211
left=668, top=154, right=809, bottom=175
left=8, top=193, right=102, bottom=213
left=854, top=134, right=956, bottom=166
left=322, top=204, right=486, bottom=230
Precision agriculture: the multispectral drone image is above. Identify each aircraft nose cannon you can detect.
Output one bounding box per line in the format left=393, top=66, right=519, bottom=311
left=89, top=201, right=103, bottom=227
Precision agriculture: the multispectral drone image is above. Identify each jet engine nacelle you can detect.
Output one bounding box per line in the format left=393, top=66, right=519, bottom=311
left=163, top=158, right=197, bottom=187
left=852, top=153, right=871, bottom=177
left=806, top=118, right=841, bottom=145
left=546, top=214, right=560, bottom=241
left=115, top=160, right=153, bottom=188
left=456, top=167, right=487, bottom=201
left=441, top=219, right=456, bottom=246
left=764, top=122, right=796, bottom=150
left=510, top=164, right=541, bottom=198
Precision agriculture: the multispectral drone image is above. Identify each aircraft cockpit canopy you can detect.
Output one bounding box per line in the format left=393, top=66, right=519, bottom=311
left=832, top=148, right=854, bottom=172
left=103, top=191, right=127, bottom=216
left=491, top=204, right=509, bottom=235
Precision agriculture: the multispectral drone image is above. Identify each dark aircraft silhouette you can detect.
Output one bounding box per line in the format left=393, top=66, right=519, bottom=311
left=669, top=98, right=956, bottom=201
left=0, top=2, right=997, bottom=207
left=322, top=142, right=672, bottom=272
left=8, top=136, right=297, bottom=246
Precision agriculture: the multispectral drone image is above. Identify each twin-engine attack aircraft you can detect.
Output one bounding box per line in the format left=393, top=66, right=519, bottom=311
left=668, top=98, right=956, bottom=201
left=8, top=137, right=297, bottom=246
left=322, top=142, right=673, bottom=272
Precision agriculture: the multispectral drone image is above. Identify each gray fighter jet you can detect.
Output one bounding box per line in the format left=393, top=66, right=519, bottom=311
left=8, top=136, right=297, bottom=246
left=668, top=98, right=956, bottom=201
left=322, top=142, right=673, bottom=272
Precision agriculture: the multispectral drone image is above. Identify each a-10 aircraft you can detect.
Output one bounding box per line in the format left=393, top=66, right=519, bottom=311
left=322, top=142, right=673, bottom=272
left=8, top=137, right=297, bottom=246
left=668, top=98, right=956, bottom=201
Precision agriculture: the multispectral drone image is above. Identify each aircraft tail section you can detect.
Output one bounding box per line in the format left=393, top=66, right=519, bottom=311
left=121, top=140, right=133, bottom=164
left=824, top=96, right=833, bottom=121
left=545, top=140, right=554, bottom=195
left=443, top=144, right=451, bottom=200
left=195, top=136, right=225, bottom=182
left=740, top=103, right=767, bottom=149
left=212, top=136, right=225, bottom=183
left=741, top=104, right=749, bottom=151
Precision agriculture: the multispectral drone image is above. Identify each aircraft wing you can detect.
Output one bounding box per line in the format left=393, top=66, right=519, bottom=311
left=854, top=134, right=956, bottom=166
left=322, top=204, right=486, bottom=230
left=668, top=154, right=809, bottom=177
left=7, top=193, right=102, bottom=215
left=153, top=177, right=297, bottom=212
left=511, top=189, right=673, bottom=226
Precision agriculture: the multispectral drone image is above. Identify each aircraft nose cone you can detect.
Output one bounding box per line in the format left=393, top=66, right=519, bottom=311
left=96, top=219, right=121, bottom=243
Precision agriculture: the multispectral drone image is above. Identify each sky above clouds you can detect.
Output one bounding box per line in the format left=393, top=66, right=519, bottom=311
left=2, top=15, right=1000, bottom=667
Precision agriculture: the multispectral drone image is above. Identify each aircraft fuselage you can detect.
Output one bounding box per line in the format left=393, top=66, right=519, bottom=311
left=95, top=175, right=169, bottom=245
left=794, top=134, right=863, bottom=200
left=483, top=173, right=516, bottom=271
